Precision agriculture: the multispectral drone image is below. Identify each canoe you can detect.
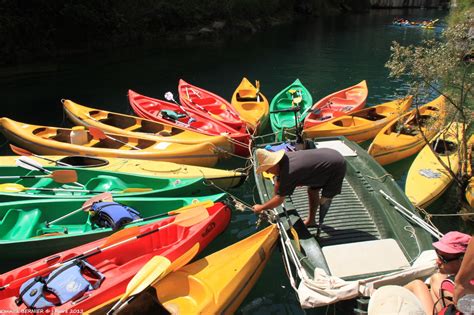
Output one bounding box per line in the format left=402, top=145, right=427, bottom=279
left=303, top=96, right=412, bottom=142
left=0, top=194, right=225, bottom=271
left=367, top=95, right=446, bottom=166
left=178, top=79, right=246, bottom=132
left=85, top=225, right=279, bottom=315
left=231, top=77, right=269, bottom=132
left=269, top=79, right=313, bottom=138
left=62, top=99, right=233, bottom=153
left=0, top=166, right=209, bottom=202
left=254, top=137, right=435, bottom=310
left=128, top=89, right=251, bottom=157
left=0, top=155, right=246, bottom=189
left=405, top=122, right=466, bottom=208
left=0, top=117, right=220, bottom=167
left=303, top=80, right=368, bottom=130
left=0, top=203, right=231, bottom=313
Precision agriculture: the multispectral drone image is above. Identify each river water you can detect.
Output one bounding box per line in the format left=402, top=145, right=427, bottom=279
left=0, top=8, right=456, bottom=314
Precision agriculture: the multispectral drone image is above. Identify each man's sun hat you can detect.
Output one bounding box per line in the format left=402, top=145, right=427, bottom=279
left=368, top=285, right=425, bottom=315
left=432, top=231, right=471, bottom=255
left=255, top=148, right=285, bottom=174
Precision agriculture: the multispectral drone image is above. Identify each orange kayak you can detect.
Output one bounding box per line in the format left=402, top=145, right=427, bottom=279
left=303, top=80, right=368, bottom=129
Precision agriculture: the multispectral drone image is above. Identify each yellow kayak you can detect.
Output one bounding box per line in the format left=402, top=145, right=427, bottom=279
left=367, top=95, right=446, bottom=166
left=231, top=77, right=269, bottom=132
left=406, top=122, right=465, bottom=208
left=0, top=154, right=245, bottom=189
left=86, top=225, right=278, bottom=315
left=303, top=96, right=412, bottom=142
left=63, top=99, right=233, bottom=153
left=0, top=117, right=221, bottom=167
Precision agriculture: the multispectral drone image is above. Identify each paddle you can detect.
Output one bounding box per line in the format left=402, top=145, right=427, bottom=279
left=107, top=242, right=200, bottom=314
left=88, top=126, right=141, bottom=150
left=0, top=183, right=152, bottom=194
left=16, top=156, right=85, bottom=188
left=9, top=144, right=72, bottom=166
left=262, top=171, right=301, bottom=250
left=0, top=170, right=78, bottom=184
left=0, top=206, right=210, bottom=291
left=45, top=192, right=113, bottom=227
left=255, top=80, right=261, bottom=102
left=122, top=200, right=215, bottom=227
left=164, top=92, right=196, bottom=126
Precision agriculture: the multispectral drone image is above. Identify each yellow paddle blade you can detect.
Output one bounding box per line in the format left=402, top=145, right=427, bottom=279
left=153, top=242, right=200, bottom=285
left=125, top=256, right=171, bottom=297
left=0, top=183, right=25, bottom=193
left=262, top=171, right=274, bottom=180
left=121, top=188, right=153, bottom=193
left=169, top=200, right=214, bottom=215
left=288, top=89, right=296, bottom=94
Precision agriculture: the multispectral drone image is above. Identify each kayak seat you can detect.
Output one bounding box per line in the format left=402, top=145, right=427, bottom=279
left=329, top=97, right=357, bottom=107
left=237, top=90, right=258, bottom=101
left=0, top=208, right=42, bottom=240
left=84, top=175, right=128, bottom=192
left=191, top=97, right=216, bottom=106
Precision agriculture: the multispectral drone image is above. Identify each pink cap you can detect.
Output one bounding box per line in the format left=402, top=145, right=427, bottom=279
left=432, top=231, right=472, bottom=255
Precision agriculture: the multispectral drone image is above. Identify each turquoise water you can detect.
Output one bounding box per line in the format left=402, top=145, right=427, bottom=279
left=0, top=8, right=455, bottom=314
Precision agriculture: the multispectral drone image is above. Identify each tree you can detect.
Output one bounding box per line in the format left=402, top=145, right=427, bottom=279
left=385, top=12, right=473, bottom=217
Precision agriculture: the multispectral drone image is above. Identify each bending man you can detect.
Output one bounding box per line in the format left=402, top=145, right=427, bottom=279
left=253, top=147, right=346, bottom=236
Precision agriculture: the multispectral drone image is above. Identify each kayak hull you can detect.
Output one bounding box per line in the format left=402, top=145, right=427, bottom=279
left=0, top=203, right=231, bottom=313
left=86, top=225, right=279, bottom=315
left=367, top=96, right=446, bottom=166
left=0, top=117, right=220, bottom=167
left=0, top=154, right=246, bottom=189
left=0, top=194, right=225, bottom=271
left=303, top=96, right=412, bottom=142
left=231, top=77, right=269, bottom=132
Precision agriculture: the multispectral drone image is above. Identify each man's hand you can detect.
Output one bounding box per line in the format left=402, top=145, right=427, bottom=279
left=253, top=204, right=265, bottom=213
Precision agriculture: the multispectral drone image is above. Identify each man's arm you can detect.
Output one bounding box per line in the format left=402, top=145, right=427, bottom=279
left=454, top=237, right=474, bottom=303
left=253, top=194, right=286, bottom=213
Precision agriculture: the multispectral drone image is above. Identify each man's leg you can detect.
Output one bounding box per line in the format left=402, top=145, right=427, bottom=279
left=317, top=197, right=332, bottom=237
left=305, top=187, right=320, bottom=226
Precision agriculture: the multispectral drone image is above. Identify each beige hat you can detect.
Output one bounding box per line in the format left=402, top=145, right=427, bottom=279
left=368, top=285, right=425, bottom=315
left=255, top=148, right=285, bottom=174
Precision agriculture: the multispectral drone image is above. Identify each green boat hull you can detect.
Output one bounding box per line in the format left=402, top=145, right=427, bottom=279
left=0, top=193, right=225, bottom=271
left=0, top=166, right=209, bottom=202
left=254, top=137, right=433, bottom=280
left=269, top=78, right=313, bottom=140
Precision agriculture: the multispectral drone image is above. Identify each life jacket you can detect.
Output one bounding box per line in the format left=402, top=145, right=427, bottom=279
left=265, top=143, right=295, bottom=152
left=16, top=259, right=105, bottom=309
left=160, top=110, right=187, bottom=121
left=90, top=201, right=141, bottom=231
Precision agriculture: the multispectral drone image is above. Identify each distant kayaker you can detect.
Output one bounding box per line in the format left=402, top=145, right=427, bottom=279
left=252, top=147, right=346, bottom=236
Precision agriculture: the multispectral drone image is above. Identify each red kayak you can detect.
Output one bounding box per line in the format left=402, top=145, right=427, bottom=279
left=0, top=203, right=231, bottom=313
left=178, top=79, right=246, bottom=132
left=303, top=80, right=368, bottom=129
left=128, top=90, right=251, bottom=157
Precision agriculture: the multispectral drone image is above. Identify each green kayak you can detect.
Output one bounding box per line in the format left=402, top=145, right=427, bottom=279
left=0, top=166, right=210, bottom=202
left=0, top=193, right=225, bottom=271
left=269, top=79, right=313, bottom=140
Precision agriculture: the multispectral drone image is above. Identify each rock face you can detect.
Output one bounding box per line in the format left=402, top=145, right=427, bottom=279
left=370, top=0, right=448, bottom=7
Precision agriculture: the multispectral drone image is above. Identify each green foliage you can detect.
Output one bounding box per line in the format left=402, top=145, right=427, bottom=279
left=386, top=12, right=473, bottom=212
